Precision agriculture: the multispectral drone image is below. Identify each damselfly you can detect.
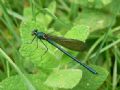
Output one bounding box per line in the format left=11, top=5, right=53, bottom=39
left=30, top=29, right=97, bottom=74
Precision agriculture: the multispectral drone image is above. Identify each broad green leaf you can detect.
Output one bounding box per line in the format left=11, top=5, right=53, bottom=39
left=65, top=25, right=89, bottom=42
left=45, top=69, right=82, bottom=89
left=101, top=0, right=112, bottom=5
left=74, top=9, right=115, bottom=32
left=0, top=74, right=52, bottom=90
left=70, top=65, right=109, bottom=90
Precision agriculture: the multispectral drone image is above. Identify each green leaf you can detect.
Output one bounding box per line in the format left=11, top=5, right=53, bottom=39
left=45, top=69, right=82, bottom=89
left=0, top=74, right=52, bottom=90
left=101, top=0, right=112, bottom=5
left=74, top=9, right=115, bottom=32
left=65, top=25, right=89, bottom=42
left=71, top=65, right=109, bottom=90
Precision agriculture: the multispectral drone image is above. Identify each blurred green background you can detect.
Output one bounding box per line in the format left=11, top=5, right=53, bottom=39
left=0, top=0, right=120, bottom=90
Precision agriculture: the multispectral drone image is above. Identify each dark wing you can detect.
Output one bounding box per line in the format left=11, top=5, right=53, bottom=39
left=47, top=34, right=87, bottom=51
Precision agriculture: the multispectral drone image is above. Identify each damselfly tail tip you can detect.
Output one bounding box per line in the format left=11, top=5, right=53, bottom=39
left=91, top=70, right=98, bottom=75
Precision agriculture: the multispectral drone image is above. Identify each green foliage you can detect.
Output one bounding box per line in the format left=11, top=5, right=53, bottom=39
left=74, top=8, right=115, bottom=32
left=0, top=74, right=52, bottom=90
left=18, top=1, right=109, bottom=89
left=72, top=65, right=109, bottom=90
left=65, top=25, right=89, bottom=42
left=45, top=69, right=82, bottom=89
left=19, top=4, right=61, bottom=69
left=0, top=0, right=120, bottom=90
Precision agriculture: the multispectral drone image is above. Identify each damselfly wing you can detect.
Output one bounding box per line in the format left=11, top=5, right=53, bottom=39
left=46, top=34, right=87, bottom=51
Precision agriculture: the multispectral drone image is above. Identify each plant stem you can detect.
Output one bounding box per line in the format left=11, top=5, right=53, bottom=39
left=0, top=48, right=36, bottom=90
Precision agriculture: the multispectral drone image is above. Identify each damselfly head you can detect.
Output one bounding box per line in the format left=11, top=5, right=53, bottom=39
left=32, top=29, right=38, bottom=36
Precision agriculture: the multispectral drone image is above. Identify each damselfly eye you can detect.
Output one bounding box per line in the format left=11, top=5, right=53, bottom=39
left=31, top=29, right=38, bottom=36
